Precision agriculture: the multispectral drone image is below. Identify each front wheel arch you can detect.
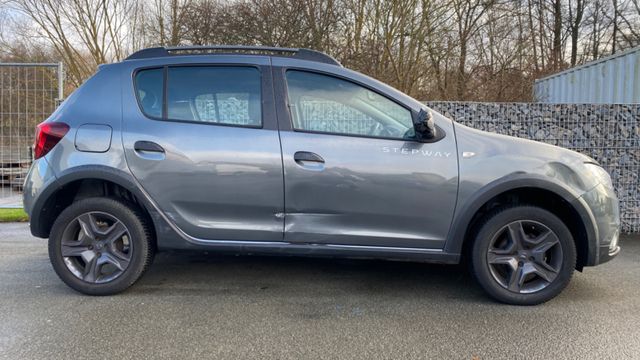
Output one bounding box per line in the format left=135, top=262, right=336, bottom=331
left=447, top=179, right=595, bottom=270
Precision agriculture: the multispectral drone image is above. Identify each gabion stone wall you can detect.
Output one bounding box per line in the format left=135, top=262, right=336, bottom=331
left=426, top=102, right=640, bottom=234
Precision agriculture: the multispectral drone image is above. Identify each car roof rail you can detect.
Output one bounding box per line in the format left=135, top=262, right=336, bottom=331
left=125, top=45, right=342, bottom=66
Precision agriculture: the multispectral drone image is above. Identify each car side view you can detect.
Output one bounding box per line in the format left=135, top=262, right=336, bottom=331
left=23, top=46, right=620, bottom=305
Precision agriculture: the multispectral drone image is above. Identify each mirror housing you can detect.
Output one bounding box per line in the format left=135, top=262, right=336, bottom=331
left=413, top=109, right=437, bottom=141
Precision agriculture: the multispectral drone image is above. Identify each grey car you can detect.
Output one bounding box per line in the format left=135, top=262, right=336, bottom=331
left=23, top=46, right=620, bottom=305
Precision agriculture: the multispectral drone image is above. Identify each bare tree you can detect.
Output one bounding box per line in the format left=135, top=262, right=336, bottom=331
left=5, top=0, right=639, bottom=101
left=551, top=0, right=562, bottom=70
left=451, top=0, right=496, bottom=99
left=13, top=0, right=137, bottom=86
left=612, top=0, right=619, bottom=53
left=614, top=0, right=640, bottom=48
left=568, top=0, right=585, bottom=66
left=145, top=0, right=192, bottom=46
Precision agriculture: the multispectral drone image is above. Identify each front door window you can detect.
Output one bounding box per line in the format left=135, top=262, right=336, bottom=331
left=285, top=70, right=414, bottom=140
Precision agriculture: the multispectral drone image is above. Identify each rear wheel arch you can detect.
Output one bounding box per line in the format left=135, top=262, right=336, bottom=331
left=30, top=166, right=158, bottom=243
left=447, top=177, right=596, bottom=270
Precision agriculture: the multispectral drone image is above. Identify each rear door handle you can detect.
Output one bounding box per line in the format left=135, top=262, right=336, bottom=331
left=133, top=141, right=165, bottom=160
left=294, top=151, right=324, bottom=163
left=134, top=141, right=164, bottom=153
left=293, top=151, right=325, bottom=171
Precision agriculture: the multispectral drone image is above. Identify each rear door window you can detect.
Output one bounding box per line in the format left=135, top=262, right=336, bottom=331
left=134, top=66, right=262, bottom=127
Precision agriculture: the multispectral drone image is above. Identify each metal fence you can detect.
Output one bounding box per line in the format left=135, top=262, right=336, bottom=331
left=427, top=102, right=640, bottom=234
left=534, top=46, right=640, bottom=104
left=0, top=63, right=62, bottom=207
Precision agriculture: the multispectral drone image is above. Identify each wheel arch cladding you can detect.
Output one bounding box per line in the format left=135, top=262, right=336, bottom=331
left=29, top=165, right=160, bottom=244
left=447, top=176, right=596, bottom=270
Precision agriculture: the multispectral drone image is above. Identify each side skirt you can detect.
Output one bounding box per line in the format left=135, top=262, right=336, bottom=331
left=158, top=236, right=460, bottom=264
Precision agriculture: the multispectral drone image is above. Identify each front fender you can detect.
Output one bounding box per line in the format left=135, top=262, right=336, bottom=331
left=444, top=173, right=598, bottom=265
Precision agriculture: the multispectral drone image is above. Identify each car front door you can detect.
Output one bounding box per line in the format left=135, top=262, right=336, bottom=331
left=274, top=65, right=458, bottom=249
left=122, top=57, right=284, bottom=242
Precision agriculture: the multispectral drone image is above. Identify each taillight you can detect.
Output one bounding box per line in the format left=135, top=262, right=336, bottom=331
left=33, top=122, right=70, bottom=159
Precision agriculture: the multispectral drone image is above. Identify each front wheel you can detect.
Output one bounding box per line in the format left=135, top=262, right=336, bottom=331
left=48, top=197, right=154, bottom=295
left=471, top=205, right=576, bottom=305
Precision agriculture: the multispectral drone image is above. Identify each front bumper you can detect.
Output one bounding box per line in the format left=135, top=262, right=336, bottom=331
left=598, top=240, right=621, bottom=265
left=579, top=182, right=621, bottom=266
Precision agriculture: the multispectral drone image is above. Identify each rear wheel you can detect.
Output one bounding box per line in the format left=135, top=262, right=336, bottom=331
left=48, top=197, right=154, bottom=295
left=471, top=205, right=576, bottom=305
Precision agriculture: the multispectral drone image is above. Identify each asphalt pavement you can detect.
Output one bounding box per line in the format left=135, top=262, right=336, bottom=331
left=0, top=222, right=638, bottom=359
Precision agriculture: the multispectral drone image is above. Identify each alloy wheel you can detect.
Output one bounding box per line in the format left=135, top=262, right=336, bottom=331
left=60, top=211, right=133, bottom=284
left=486, top=220, right=563, bottom=294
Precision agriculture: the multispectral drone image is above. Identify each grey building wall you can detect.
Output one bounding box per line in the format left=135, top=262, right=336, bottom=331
left=534, top=46, right=640, bottom=104
left=426, top=101, right=640, bottom=234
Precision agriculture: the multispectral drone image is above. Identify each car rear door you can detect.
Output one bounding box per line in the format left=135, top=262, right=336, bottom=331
left=273, top=60, right=458, bottom=249
left=121, top=56, right=284, bottom=242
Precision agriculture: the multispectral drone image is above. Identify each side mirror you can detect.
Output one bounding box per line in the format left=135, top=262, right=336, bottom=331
left=414, top=109, right=436, bottom=141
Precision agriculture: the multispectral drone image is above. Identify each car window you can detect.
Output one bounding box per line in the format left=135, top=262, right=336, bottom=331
left=135, top=68, right=163, bottom=118
left=285, top=70, right=414, bottom=139
left=193, top=93, right=255, bottom=126
left=134, top=66, right=262, bottom=127
left=167, top=67, right=261, bottom=126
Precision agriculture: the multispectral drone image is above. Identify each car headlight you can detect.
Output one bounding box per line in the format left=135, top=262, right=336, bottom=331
left=584, top=163, right=613, bottom=188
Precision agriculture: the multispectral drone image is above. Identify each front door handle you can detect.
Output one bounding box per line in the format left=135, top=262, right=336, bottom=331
left=294, top=151, right=324, bottom=163
left=134, top=141, right=164, bottom=153
left=294, top=151, right=325, bottom=171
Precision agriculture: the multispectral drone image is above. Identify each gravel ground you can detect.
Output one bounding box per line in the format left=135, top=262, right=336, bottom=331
left=0, top=222, right=638, bottom=359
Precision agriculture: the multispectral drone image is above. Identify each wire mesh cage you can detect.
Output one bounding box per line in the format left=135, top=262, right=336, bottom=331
left=428, top=101, right=640, bottom=234
left=0, top=63, right=62, bottom=207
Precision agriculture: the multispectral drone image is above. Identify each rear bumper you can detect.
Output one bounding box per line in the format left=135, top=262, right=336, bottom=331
left=22, top=157, right=58, bottom=238
left=23, top=158, right=56, bottom=216
left=578, top=182, right=621, bottom=266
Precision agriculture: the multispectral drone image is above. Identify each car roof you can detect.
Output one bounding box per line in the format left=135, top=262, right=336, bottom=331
left=125, top=46, right=342, bottom=67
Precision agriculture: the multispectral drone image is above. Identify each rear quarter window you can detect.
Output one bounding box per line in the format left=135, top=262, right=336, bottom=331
left=134, top=68, right=163, bottom=118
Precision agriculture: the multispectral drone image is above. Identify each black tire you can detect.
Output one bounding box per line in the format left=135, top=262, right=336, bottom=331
left=48, top=197, right=154, bottom=295
left=471, top=205, right=576, bottom=305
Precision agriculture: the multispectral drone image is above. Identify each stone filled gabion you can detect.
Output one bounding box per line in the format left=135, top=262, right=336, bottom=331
left=426, top=102, right=640, bottom=234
